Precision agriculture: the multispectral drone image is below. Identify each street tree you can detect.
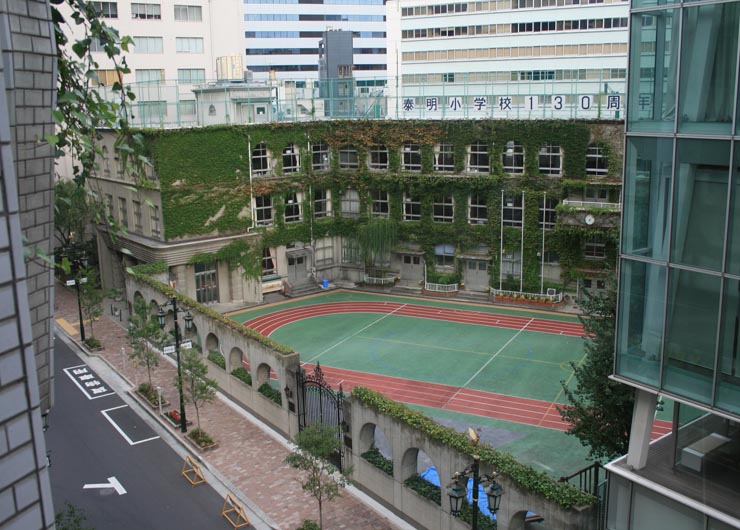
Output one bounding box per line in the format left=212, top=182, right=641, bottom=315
left=77, top=268, right=104, bottom=347
left=54, top=179, right=96, bottom=252
left=558, top=273, right=635, bottom=460
left=175, top=349, right=218, bottom=429
left=127, top=297, right=166, bottom=387
left=284, top=424, right=352, bottom=529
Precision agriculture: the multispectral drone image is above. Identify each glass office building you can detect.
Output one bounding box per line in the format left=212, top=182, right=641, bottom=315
left=606, top=0, right=740, bottom=528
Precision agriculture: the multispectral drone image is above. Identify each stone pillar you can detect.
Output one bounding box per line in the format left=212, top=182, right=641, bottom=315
left=626, top=388, right=658, bottom=470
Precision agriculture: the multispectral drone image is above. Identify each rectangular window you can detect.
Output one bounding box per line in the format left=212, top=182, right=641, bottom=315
left=369, top=145, right=388, bottom=170
left=584, top=241, right=606, bottom=259
left=135, top=69, right=164, bottom=84
left=468, top=141, right=489, bottom=173
left=469, top=194, right=488, bottom=225
left=106, top=194, right=114, bottom=220
left=90, top=37, right=105, bottom=53
left=138, top=100, right=167, bottom=121
left=92, top=1, right=118, bottom=18
left=174, top=4, right=202, bottom=20
left=339, top=147, right=359, bottom=170
left=503, top=194, right=523, bottom=227
left=284, top=192, right=301, bottom=223
left=342, top=238, right=361, bottom=264
left=93, top=69, right=122, bottom=87
left=371, top=190, right=389, bottom=218
left=150, top=204, right=161, bottom=237
left=255, top=195, right=273, bottom=226
left=179, top=100, right=196, bottom=115
left=177, top=68, right=206, bottom=84
left=131, top=2, right=161, bottom=19
left=118, top=198, right=128, bottom=228
left=539, top=144, right=562, bottom=175
left=404, top=193, right=421, bottom=221
left=252, top=143, right=269, bottom=175
left=502, top=141, right=525, bottom=175
left=262, top=248, right=276, bottom=276
left=133, top=36, right=163, bottom=53
left=132, top=200, right=143, bottom=233
left=585, top=187, right=610, bottom=202
left=539, top=197, right=558, bottom=229
left=314, top=238, right=334, bottom=266
left=433, top=195, right=454, bottom=223
left=195, top=262, right=218, bottom=304
left=341, top=189, right=360, bottom=218
left=282, top=145, right=299, bottom=174
left=176, top=37, right=204, bottom=53
left=314, top=189, right=329, bottom=218
left=312, top=143, right=329, bottom=171
left=586, top=145, right=609, bottom=176
left=402, top=142, right=422, bottom=171
left=435, top=243, right=455, bottom=267
left=435, top=142, right=454, bottom=172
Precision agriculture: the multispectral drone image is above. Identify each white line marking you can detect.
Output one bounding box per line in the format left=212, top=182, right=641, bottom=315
left=101, top=406, right=160, bottom=446
left=62, top=366, right=115, bottom=400
left=462, top=318, right=535, bottom=388
left=83, top=476, right=127, bottom=495
left=307, top=304, right=408, bottom=363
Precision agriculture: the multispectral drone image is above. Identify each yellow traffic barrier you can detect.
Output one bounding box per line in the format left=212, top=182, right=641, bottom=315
left=222, top=493, right=250, bottom=529
left=181, top=455, right=206, bottom=486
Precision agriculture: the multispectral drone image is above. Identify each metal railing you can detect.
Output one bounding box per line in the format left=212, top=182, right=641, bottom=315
left=491, top=288, right=563, bottom=302
left=424, top=282, right=459, bottom=292
left=562, top=200, right=622, bottom=210
left=97, top=75, right=626, bottom=129
left=363, top=274, right=396, bottom=286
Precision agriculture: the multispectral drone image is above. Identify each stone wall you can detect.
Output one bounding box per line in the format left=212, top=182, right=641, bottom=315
left=0, top=0, right=57, bottom=527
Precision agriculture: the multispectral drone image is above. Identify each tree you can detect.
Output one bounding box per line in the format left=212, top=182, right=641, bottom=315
left=127, top=297, right=166, bottom=387
left=55, top=502, right=93, bottom=530
left=54, top=179, right=96, bottom=250
left=357, top=218, right=398, bottom=276
left=77, top=267, right=104, bottom=344
left=284, top=424, right=352, bottom=529
left=558, top=273, right=635, bottom=460
left=175, top=349, right=218, bottom=429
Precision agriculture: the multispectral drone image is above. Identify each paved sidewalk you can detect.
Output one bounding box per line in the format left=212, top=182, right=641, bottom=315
left=54, top=282, right=405, bottom=530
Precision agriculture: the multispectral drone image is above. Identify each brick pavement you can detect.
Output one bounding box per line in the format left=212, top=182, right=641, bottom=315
left=53, top=282, right=402, bottom=530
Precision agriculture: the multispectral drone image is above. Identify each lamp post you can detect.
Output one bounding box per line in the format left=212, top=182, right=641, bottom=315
left=157, top=296, right=193, bottom=433
left=446, top=455, right=504, bottom=530
left=69, top=252, right=88, bottom=343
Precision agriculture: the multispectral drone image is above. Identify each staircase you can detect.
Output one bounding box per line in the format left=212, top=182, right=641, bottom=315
left=285, top=278, right=324, bottom=298
left=559, top=462, right=606, bottom=530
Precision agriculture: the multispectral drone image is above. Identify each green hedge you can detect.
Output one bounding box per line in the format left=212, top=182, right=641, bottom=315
left=231, top=367, right=252, bottom=386
left=258, top=382, right=282, bottom=406
left=404, top=474, right=441, bottom=505
left=361, top=447, right=393, bottom=476
left=129, top=261, right=168, bottom=276
left=207, top=350, right=225, bottom=369
left=352, top=387, right=595, bottom=509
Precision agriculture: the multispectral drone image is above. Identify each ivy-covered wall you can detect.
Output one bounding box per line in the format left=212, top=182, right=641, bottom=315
left=144, top=119, right=623, bottom=289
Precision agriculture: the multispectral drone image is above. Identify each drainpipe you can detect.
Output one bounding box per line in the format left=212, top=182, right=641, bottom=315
left=247, top=136, right=257, bottom=233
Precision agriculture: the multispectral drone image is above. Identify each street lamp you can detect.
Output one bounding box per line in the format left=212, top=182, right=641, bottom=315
left=446, top=456, right=504, bottom=529
left=157, top=295, right=193, bottom=433
left=67, top=252, right=88, bottom=343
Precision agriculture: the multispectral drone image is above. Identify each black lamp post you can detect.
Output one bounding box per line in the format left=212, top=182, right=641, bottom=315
left=157, top=296, right=193, bottom=433
left=446, top=455, right=504, bottom=530
left=71, top=252, right=89, bottom=343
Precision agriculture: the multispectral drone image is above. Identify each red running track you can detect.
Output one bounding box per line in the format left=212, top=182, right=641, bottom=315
left=242, top=303, right=670, bottom=439
left=306, top=362, right=672, bottom=440
left=243, top=301, right=586, bottom=337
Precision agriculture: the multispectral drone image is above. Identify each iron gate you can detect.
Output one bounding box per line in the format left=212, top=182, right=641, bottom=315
left=296, top=363, right=345, bottom=471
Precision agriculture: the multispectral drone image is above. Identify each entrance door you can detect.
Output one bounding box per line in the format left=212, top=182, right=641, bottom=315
left=288, top=255, right=308, bottom=284
left=463, top=260, right=489, bottom=291
left=400, top=255, right=422, bottom=285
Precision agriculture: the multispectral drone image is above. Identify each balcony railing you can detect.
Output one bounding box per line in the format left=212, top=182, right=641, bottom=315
left=562, top=200, right=622, bottom=210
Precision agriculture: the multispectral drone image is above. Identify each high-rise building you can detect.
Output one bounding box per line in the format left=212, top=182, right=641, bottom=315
left=606, top=0, right=740, bottom=527
left=243, top=0, right=387, bottom=80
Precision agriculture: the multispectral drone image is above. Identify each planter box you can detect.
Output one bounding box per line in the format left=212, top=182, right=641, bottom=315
left=184, top=432, right=218, bottom=453
left=421, top=289, right=458, bottom=298
left=135, top=390, right=169, bottom=410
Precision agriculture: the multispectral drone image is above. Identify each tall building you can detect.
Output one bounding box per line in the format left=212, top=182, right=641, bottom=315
left=0, top=0, right=57, bottom=528
left=386, top=0, right=629, bottom=119
left=243, top=0, right=387, bottom=80
left=606, top=0, right=740, bottom=527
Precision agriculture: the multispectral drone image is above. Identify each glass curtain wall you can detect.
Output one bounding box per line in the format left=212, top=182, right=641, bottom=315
left=617, top=0, right=740, bottom=415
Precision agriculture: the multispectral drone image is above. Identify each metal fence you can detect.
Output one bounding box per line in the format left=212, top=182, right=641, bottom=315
left=100, top=74, right=626, bottom=129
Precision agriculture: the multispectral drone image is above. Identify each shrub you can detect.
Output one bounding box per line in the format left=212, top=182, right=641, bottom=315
left=404, top=474, right=441, bottom=505
left=231, top=367, right=252, bottom=386
left=361, top=447, right=393, bottom=476
left=84, top=337, right=101, bottom=349
left=295, top=520, right=320, bottom=530
left=137, top=383, right=159, bottom=406
left=258, top=382, right=282, bottom=405
left=188, top=427, right=214, bottom=447
left=207, top=350, right=225, bottom=369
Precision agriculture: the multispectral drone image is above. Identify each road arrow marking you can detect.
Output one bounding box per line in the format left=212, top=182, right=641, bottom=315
left=83, top=476, right=127, bottom=495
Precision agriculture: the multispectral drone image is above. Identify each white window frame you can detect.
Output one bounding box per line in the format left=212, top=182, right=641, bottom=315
left=585, top=186, right=609, bottom=202
left=313, top=189, right=330, bottom=218
left=252, top=142, right=270, bottom=175
left=435, top=142, right=454, bottom=172
left=255, top=195, right=273, bottom=226
left=469, top=194, right=488, bottom=225
left=174, top=4, right=202, bottom=20
left=132, top=200, right=143, bottom=233
left=195, top=261, right=218, bottom=304
left=150, top=204, right=161, bottom=237
left=312, top=143, right=329, bottom=171
left=502, top=141, right=525, bottom=175
left=468, top=141, right=489, bottom=173
left=435, top=243, right=455, bottom=268
left=284, top=192, right=301, bottom=223
left=539, top=197, right=558, bottom=229
left=503, top=194, right=523, bottom=227
left=341, top=189, right=360, bottom=218
left=282, top=145, right=300, bottom=174
left=177, top=68, right=205, bottom=84
left=433, top=194, right=454, bottom=223
left=131, top=2, right=161, bottom=19
left=403, top=193, right=421, bottom=221
left=262, top=248, right=276, bottom=276
left=133, top=36, right=163, bottom=53
left=175, top=37, right=204, bottom=53
left=369, top=145, right=388, bottom=170
left=584, top=242, right=606, bottom=259
left=539, top=144, right=562, bottom=176
left=402, top=142, right=422, bottom=171
left=135, top=69, right=164, bottom=84
left=314, top=237, right=334, bottom=266
left=371, top=190, right=389, bottom=218
left=92, top=1, right=118, bottom=18
left=586, top=144, right=608, bottom=176
left=339, top=146, right=359, bottom=169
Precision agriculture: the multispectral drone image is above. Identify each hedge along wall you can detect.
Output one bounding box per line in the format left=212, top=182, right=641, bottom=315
left=143, top=120, right=623, bottom=289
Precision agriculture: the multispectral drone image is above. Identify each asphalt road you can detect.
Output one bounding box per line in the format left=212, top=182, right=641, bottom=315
left=47, top=334, right=237, bottom=530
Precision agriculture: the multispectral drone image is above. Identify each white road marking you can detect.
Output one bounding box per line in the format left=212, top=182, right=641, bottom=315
left=83, top=476, right=127, bottom=495
left=307, top=304, right=408, bottom=363
left=101, top=405, right=160, bottom=446
left=62, top=365, right=115, bottom=400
